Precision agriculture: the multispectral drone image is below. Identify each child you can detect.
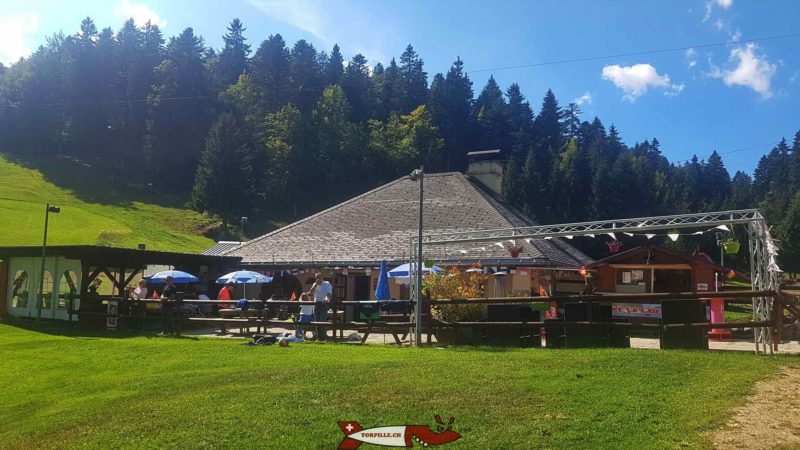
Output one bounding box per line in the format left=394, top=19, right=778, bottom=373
left=295, top=293, right=314, bottom=338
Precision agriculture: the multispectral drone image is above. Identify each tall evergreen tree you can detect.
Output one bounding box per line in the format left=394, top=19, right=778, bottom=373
left=214, top=18, right=250, bottom=88
left=250, top=34, right=291, bottom=112
left=342, top=54, right=371, bottom=122
left=428, top=57, right=474, bottom=170
left=192, top=112, right=253, bottom=227
left=324, top=44, right=344, bottom=86
left=145, top=27, right=212, bottom=190
left=289, top=39, right=321, bottom=112
left=398, top=45, right=428, bottom=114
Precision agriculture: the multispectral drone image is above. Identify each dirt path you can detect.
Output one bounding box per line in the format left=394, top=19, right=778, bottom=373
left=708, top=366, right=800, bottom=449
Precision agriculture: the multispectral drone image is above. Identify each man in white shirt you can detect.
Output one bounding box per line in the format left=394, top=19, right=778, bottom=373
left=309, top=272, right=332, bottom=322
left=126, top=279, right=148, bottom=331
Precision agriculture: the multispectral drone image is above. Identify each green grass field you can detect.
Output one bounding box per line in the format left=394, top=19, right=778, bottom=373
left=0, top=153, right=217, bottom=252
left=0, top=320, right=796, bottom=449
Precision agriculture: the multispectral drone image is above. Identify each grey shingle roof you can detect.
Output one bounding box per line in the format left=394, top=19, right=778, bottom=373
left=202, top=241, right=242, bottom=256
left=225, top=173, right=592, bottom=268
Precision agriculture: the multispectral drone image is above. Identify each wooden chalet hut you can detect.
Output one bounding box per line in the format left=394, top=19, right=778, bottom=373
left=586, top=244, right=726, bottom=294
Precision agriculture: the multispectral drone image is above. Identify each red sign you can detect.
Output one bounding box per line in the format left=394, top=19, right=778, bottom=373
left=612, top=303, right=662, bottom=318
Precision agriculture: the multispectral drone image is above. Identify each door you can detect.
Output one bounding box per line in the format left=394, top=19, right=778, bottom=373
left=8, top=257, right=36, bottom=318
left=354, top=276, right=371, bottom=301
left=54, top=260, right=81, bottom=320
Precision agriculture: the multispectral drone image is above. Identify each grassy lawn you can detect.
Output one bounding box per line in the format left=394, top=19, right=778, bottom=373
left=0, top=320, right=797, bottom=449
left=0, top=154, right=216, bottom=252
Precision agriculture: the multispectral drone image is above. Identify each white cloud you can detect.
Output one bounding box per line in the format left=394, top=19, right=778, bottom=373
left=703, top=0, right=733, bottom=22
left=114, top=0, right=166, bottom=28
left=686, top=48, right=698, bottom=68
left=248, top=0, right=386, bottom=64
left=601, top=63, right=684, bottom=101
left=573, top=91, right=592, bottom=106
left=716, top=0, right=733, bottom=9
left=0, top=12, right=39, bottom=65
left=710, top=43, right=776, bottom=98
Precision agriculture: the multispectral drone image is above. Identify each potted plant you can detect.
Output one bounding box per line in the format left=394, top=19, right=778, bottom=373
left=425, top=268, right=487, bottom=345
left=723, top=238, right=740, bottom=255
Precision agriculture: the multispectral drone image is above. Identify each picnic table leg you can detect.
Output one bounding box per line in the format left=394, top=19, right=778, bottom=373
left=392, top=333, right=402, bottom=345
left=361, top=327, right=371, bottom=344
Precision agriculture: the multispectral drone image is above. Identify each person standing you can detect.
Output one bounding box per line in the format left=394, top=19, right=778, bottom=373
left=309, top=273, right=332, bottom=340
left=126, top=279, right=148, bottom=331
left=295, top=293, right=314, bottom=338
left=160, top=276, right=178, bottom=336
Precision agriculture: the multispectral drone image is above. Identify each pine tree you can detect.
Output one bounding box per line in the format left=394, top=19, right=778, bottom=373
left=215, top=18, right=250, bottom=88
left=428, top=57, right=474, bottom=170
left=726, top=171, right=754, bottom=209
left=342, top=54, right=371, bottom=122
left=192, top=113, right=253, bottom=227
left=702, top=150, right=731, bottom=210
left=398, top=45, right=428, bottom=114
left=145, top=27, right=212, bottom=191
left=474, top=76, right=509, bottom=153
left=251, top=34, right=291, bottom=112
left=324, top=44, right=344, bottom=86
left=290, top=39, right=321, bottom=112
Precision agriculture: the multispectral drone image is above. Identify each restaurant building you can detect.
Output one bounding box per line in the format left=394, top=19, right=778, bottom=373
left=221, top=159, right=592, bottom=301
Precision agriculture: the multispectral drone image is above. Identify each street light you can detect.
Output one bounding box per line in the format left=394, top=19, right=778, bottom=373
left=240, top=216, right=249, bottom=236
left=37, top=204, right=60, bottom=322
left=410, top=167, right=424, bottom=346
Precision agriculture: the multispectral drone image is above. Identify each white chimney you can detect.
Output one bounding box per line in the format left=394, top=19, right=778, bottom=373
left=466, top=149, right=504, bottom=197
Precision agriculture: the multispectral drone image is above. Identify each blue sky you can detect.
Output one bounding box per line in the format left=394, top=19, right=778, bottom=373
left=1, top=0, right=798, bottom=174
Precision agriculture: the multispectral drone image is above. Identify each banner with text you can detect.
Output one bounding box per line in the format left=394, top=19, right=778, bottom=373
left=612, top=303, right=662, bottom=319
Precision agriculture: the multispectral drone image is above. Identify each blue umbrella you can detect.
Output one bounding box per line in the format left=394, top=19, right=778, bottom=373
left=147, top=270, right=199, bottom=284
left=375, top=260, right=391, bottom=300
left=215, top=270, right=272, bottom=300
left=216, top=270, right=273, bottom=285
left=388, top=263, right=445, bottom=278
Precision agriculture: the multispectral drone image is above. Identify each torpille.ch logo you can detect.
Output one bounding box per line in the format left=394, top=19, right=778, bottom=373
left=337, top=415, right=461, bottom=449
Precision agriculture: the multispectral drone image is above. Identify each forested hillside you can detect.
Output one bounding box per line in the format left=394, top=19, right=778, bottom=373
left=0, top=17, right=798, bottom=269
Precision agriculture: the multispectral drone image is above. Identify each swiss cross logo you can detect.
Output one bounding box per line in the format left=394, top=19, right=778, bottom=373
left=337, top=416, right=461, bottom=449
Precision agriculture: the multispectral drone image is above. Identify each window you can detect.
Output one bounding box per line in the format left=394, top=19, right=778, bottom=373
left=58, top=271, right=78, bottom=310
left=40, top=271, right=54, bottom=309
left=616, top=270, right=645, bottom=285
left=11, top=270, right=29, bottom=308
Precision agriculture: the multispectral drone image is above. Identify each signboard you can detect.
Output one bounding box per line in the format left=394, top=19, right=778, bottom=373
left=696, top=282, right=709, bottom=291
left=106, top=299, right=119, bottom=330
left=612, top=302, right=662, bottom=319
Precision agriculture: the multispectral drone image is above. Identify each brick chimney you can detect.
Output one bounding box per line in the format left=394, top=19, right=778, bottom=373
left=466, top=149, right=504, bottom=197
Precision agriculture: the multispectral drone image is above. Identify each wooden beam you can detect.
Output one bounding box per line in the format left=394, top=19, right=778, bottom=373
left=426, top=290, right=775, bottom=305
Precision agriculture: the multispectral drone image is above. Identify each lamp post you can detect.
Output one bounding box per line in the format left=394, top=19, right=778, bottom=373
left=37, top=204, right=60, bottom=322
left=410, top=167, right=424, bottom=346
left=240, top=216, right=248, bottom=237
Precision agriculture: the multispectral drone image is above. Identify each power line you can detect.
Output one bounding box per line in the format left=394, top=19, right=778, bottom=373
left=466, top=32, right=800, bottom=74
left=672, top=142, right=779, bottom=166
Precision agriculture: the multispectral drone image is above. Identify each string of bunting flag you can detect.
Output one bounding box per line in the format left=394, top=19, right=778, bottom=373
left=451, top=224, right=748, bottom=254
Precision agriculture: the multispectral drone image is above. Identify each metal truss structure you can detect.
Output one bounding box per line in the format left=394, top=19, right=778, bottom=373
left=409, top=209, right=781, bottom=353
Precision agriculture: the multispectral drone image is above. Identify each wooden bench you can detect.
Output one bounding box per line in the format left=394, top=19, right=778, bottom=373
left=187, top=317, right=265, bottom=334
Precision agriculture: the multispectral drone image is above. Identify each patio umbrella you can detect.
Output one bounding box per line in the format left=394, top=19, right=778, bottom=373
left=216, top=270, right=273, bottom=299
left=387, top=263, right=444, bottom=278
left=374, top=260, right=390, bottom=300
left=147, top=270, right=199, bottom=284
left=216, top=270, right=273, bottom=284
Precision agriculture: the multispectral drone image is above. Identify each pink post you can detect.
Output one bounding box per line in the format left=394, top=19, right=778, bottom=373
left=706, top=298, right=732, bottom=340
